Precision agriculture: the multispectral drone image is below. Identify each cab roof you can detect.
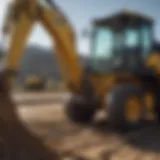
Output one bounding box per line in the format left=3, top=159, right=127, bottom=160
left=94, top=9, right=154, bottom=29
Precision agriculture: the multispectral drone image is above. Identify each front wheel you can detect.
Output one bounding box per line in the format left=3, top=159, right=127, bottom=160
left=107, top=84, right=145, bottom=130
left=65, top=96, right=97, bottom=124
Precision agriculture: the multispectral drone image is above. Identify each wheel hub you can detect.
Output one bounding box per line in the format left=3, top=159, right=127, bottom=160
left=125, top=97, right=141, bottom=123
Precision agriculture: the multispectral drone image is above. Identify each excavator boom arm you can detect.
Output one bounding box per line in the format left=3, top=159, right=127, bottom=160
left=2, top=0, right=82, bottom=92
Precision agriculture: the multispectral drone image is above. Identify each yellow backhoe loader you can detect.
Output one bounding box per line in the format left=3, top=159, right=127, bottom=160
left=1, top=0, right=160, bottom=130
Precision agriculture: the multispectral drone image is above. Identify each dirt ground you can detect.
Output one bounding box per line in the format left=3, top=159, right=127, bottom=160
left=3, top=91, right=160, bottom=160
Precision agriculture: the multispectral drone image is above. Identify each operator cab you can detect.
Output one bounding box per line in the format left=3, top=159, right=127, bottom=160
left=90, top=10, right=154, bottom=73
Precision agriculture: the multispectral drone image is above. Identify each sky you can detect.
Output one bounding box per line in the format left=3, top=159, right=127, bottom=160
left=0, top=0, right=160, bottom=55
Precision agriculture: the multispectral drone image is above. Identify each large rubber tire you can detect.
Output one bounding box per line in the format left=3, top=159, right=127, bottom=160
left=65, top=96, right=97, bottom=124
left=107, top=84, right=145, bottom=130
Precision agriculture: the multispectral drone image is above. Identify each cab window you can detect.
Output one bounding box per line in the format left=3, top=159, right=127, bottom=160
left=125, top=29, right=139, bottom=47
left=141, top=25, right=152, bottom=58
left=93, top=27, right=114, bottom=59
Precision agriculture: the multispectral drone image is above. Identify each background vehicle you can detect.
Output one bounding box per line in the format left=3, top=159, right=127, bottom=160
left=24, top=75, right=46, bottom=91
left=2, top=0, right=160, bottom=129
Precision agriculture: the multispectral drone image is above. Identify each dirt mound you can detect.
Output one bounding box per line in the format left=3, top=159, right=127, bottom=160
left=0, top=73, right=61, bottom=160
left=0, top=120, right=61, bottom=160
left=0, top=87, right=89, bottom=159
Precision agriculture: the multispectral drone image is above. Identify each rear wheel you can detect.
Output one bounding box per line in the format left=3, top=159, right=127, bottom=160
left=65, top=96, right=97, bottom=124
left=107, top=84, right=145, bottom=130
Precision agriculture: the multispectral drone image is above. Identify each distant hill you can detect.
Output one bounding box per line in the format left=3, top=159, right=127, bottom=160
left=15, top=45, right=89, bottom=83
